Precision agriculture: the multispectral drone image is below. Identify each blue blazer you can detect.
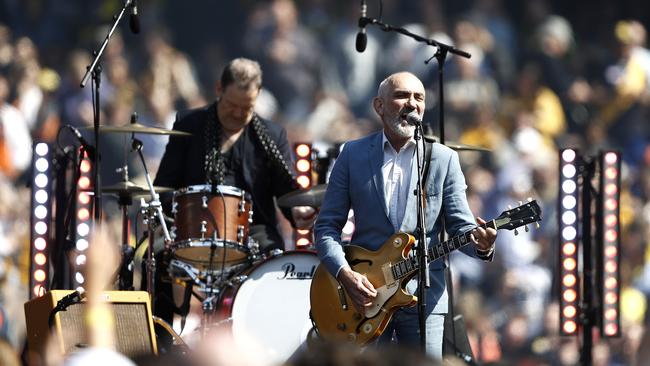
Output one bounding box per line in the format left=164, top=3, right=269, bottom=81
left=315, top=131, right=483, bottom=314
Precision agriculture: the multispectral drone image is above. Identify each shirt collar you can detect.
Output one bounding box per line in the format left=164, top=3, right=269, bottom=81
left=382, top=131, right=416, bottom=153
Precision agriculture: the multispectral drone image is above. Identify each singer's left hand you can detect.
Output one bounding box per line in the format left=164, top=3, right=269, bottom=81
left=471, top=216, right=497, bottom=251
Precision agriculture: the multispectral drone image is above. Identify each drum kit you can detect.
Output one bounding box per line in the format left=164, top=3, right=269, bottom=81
left=86, top=117, right=328, bottom=364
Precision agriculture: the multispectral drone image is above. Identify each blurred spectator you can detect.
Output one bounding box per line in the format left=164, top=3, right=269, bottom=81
left=142, top=28, right=206, bottom=111
left=243, top=0, right=322, bottom=124
left=320, top=2, right=381, bottom=118
left=529, top=15, right=592, bottom=130
left=0, top=74, right=32, bottom=180
left=445, top=43, right=500, bottom=138
left=596, top=20, right=650, bottom=165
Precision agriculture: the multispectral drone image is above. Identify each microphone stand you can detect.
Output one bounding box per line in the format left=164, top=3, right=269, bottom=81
left=359, top=15, right=471, bottom=356
left=412, top=119, right=430, bottom=352
left=429, top=41, right=477, bottom=366
left=80, top=0, right=135, bottom=226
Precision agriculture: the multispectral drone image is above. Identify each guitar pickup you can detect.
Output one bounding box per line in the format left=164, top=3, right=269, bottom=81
left=337, top=283, right=348, bottom=310
left=382, top=263, right=397, bottom=288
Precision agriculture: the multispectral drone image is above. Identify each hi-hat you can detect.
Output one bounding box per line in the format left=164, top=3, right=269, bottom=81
left=82, top=122, right=191, bottom=136
left=424, top=135, right=491, bottom=152
left=85, top=181, right=174, bottom=197
left=277, top=185, right=327, bottom=208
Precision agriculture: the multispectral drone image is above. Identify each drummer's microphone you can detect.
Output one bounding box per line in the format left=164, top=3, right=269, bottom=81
left=355, top=0, right=368, bottom=53
left=66, top=125, right=96, bottom=160
left=129, top=0, right=140, bottom=34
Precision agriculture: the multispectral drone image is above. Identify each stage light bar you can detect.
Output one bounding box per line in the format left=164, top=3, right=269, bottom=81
left=29, top=143, right=53, bottom=299
left=72, top=150, right=93, bottom=292
left=599, top=151, right=621, bottom=337
left=559, top=148, right=580, bottom=335
left=293, top=143, right=314, bottom=248
left=294, top=143, right=313, bottom=189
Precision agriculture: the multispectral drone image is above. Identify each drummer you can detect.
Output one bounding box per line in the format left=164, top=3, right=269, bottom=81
left=152, top=58, right=316, bottom=336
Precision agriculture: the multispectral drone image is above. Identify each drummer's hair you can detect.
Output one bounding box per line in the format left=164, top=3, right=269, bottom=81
left=221, top=58, right=262, bottom=91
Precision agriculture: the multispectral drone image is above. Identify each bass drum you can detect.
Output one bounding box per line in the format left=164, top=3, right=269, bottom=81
left=217, top=251, right=319, bottom=365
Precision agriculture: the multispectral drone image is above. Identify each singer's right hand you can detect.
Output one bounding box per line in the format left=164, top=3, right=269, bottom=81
left=337, top=266, right=377, bottom=314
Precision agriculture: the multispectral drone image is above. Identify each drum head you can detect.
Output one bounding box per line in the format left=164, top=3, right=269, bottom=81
left=229, top=251, right=319, bottom=364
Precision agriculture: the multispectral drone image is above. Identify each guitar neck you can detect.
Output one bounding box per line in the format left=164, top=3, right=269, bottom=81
left=391, top=220, right=497, bottom=281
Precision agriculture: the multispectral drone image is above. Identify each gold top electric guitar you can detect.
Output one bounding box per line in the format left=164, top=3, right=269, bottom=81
left=309, top=200, right=542, bottom=345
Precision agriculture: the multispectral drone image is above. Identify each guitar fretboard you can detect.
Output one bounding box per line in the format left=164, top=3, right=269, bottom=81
left=390, top=220, right=497, bottom=281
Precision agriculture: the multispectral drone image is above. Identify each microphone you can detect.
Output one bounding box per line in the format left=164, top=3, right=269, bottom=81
left=67, top=125, right=96, bottom=160
left=355, top=0, right=367, bottom=53
left=406, top=111, right=422, bottom=126
left=129, top=0, right=140, bottom=34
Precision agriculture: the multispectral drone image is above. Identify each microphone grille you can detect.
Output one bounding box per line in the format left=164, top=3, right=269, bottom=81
left=355, top=30, right=367, bottom=53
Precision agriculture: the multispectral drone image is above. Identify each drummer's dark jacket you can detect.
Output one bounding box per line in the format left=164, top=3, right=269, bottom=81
left=153, top=102, right=298, bottom=251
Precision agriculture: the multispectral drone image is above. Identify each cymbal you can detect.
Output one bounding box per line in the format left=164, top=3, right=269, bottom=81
left=277, top=184, right=327, bottom=208
left=81, top=122, right=191, bottom=136
left=85, top=181, right=175, bottom=197
left=424, top=135, right=491, bottom=152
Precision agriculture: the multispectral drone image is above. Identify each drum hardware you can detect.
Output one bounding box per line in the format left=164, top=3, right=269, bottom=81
left=168, top=259, right=249, bottom=289
left=200, top=221, right=208, bottom=240
left=169, top=259, right=202, bottom=286
left=130, top=136, right=172, bottom=314
left=237, top=226, right=245, bottom=242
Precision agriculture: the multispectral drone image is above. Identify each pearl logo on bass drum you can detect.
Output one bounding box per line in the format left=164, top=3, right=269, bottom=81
left=278, top=262, right=316, bottom=280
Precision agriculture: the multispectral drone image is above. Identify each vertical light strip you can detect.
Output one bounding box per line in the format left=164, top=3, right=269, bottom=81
left=293, top=143, right=313, bottom=248
left=599, top=151, right=621, bottom=337
left=29, top=143, right=53, bottom=299
left=559, top=148, right=580, bottom=335
left=72, top=150, right=93, bottom=291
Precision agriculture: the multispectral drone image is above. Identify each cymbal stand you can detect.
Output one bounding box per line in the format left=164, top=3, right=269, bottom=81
left=116, top=165, right=135, bottom=290
left=132, top=137, right=171, bottom=312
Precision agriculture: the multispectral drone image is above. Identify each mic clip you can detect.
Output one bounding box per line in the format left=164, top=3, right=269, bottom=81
left=358, top=16, right=372, bottom=28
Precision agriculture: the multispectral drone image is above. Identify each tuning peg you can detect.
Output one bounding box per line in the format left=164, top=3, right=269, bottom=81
left=514, top=228, right=519, bottom=235
left=527, top=197, right=533, bottom=202
left=524, top=225, right=529, bottom=232
left=519, top=200, right=523, bottom=206
left=535, top=222, right=541, bottom=229
left=508, top=205, right=512, bottom=210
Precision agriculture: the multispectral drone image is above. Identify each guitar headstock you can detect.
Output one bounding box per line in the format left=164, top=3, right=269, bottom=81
left=494, top=199, right=542, bottom=233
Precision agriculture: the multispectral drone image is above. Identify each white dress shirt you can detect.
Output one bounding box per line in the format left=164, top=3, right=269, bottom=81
left=382, top=133, right=417, bottom=232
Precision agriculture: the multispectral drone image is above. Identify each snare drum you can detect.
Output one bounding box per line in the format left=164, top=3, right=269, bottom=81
left=216, top=251, right=318, bottom=365
left=171, top=185, right=253, bottom=270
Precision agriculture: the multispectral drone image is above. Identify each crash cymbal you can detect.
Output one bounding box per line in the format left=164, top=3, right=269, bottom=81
left=424, top=135, right=491, bottom=152
left=277, top=184, right=327, bottom=208
left=81, top=122, right=191, bottom=136
left=85, top=180, right=175, bottom=197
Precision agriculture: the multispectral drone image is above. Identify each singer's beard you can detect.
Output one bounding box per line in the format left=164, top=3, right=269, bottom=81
left=387, top=115, right=415, bottom=139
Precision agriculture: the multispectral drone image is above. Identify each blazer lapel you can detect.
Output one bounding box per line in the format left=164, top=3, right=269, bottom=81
left=369, top=133, right=389, bottom=219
